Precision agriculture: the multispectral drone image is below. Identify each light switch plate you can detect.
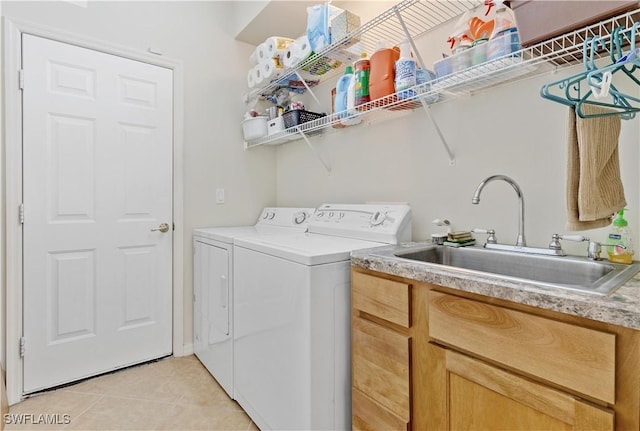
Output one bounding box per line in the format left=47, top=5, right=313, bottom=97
left=215, top=188, right=225, bottom=204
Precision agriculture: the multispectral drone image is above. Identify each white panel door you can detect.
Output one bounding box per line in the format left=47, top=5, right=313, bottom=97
left=22, top=34, right=173, bottom=393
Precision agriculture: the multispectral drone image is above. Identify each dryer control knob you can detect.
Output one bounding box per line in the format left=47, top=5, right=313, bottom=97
left=370, top=211, right=386, bottom=226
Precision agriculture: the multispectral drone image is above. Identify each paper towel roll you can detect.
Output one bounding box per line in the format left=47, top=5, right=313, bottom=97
left=282, top=35, right=313, bottom=68
left=262, top=58, right=283, bottom=81
left=265, top=36, right=294, bottom=62
left=252, top=64, right=264, bottom=86
left=247, top=67, right=256, bottom=88
left=283, top=45, right=299, bottom=68
left=256, top=43, right=269, bottom=65
left=294, top=35, right=312, bottom=60
left=249, top=49, right=258, bottom=66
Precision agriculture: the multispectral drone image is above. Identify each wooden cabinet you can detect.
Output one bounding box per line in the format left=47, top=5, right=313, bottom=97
left=426, top=345, right=614, bottom=430
left=351, top=271, right=412, bottom=431
left=426, top=291, right=615, bottom=430
left=351, top=267, right=640, bottom=431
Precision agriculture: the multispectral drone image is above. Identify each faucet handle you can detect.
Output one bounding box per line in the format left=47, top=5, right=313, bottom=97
left=550, top=234, right=601, bottom=259
left=550, top=234, right=589, bottom=249
left=587, top=241, right=602, bottom=260
left=472, top=228, right=497, bottom=244
left=559, top=234, right=589, bottom=243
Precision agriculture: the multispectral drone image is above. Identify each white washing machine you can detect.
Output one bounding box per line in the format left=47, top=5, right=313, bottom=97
left=192, top=207, right=315, bottom=398
left=233, top=204, right=412, bottom=431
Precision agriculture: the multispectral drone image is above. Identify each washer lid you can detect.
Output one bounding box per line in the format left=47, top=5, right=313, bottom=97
left=234, top=233, right=386, bottom=265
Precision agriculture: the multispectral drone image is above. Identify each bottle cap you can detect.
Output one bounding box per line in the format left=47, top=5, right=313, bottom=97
left=613, top=209, right=629, bottom=227
left=345, top=65, right=353, bottom=74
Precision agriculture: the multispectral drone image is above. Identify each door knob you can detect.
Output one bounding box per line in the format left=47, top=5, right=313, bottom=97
left=151, top=223, right=170, bottom=233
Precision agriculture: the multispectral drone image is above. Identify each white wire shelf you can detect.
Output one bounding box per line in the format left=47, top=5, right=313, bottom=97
left=244, top=6, right=640, bottom=150
left=245, top=0, right=483, bottom=103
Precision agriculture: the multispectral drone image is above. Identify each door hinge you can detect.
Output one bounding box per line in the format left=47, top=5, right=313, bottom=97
left=18, top=69, right=24, bottom=90
left=19, top=337, right=26, bottom=357
left=19, top=203, right=24, bottom=224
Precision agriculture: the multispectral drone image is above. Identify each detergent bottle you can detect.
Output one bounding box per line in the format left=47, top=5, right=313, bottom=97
left=344, top=66, right=362, bottom=126
left=354, top=53, right=371, bottom=108
left=394, top=39, right=416, bottom=99
left=369, top=41, right=400, bottom=102
left=607, top=209, right=634, bottom=264
left=334, top=66, right=354, bottom=117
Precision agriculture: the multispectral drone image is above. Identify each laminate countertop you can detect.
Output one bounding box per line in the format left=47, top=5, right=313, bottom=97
left=351, top=242, right=640, bottom=330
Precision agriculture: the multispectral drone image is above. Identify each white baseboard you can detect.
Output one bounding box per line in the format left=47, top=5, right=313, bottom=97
left=178, top=343, right=194, bottom=356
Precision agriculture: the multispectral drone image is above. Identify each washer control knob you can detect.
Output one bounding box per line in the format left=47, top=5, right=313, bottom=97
left=294, top=211, right=307, bottom=225
left=262, top=211, right=269, bottom=219
left=370, top=211, right=386, bottom=226
left=267, top=211, right=276, bottom=220
left=328, top=211, right=335, bottom=218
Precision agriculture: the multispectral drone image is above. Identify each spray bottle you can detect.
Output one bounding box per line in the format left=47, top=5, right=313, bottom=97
left=486, top=0, right=519, bottom=61
left=606, top=209, right=634, bottom=264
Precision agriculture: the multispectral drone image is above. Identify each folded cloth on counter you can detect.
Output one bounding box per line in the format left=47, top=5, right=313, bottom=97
left=566, top=105, right=626, bottom=231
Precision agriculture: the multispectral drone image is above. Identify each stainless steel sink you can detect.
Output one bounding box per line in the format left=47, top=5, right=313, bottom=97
left=393, top=244, right=640, bottom=295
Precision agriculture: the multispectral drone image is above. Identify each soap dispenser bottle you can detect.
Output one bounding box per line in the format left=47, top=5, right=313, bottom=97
left=606, top=209, right=634, bottom=264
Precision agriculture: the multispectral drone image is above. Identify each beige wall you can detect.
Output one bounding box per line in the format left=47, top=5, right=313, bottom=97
left=1, top=0, right=277, bottom=360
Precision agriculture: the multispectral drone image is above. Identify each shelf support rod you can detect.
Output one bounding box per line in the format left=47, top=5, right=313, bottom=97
left=393, top=6, right=427, bottom=69
left=420, top=98, right=455, bottom=165
left=295, top=70, right=321, bottom=107
left=296, top=127, right=332, bottom=173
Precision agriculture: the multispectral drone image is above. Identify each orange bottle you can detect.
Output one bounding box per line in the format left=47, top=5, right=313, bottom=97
left=369, top=41, right=400, bottom=103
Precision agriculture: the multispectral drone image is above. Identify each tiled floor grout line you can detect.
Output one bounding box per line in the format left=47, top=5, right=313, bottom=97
left=59, top=394, right=105, bottom=431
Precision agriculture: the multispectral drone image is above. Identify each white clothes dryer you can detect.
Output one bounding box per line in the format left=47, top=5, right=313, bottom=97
left=192, top=207, right=314, bottom=398
left=233, top=204, right=411, bottom=431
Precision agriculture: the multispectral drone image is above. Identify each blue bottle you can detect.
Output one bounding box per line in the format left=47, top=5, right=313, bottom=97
left=335, top=66, right=354, bottom=118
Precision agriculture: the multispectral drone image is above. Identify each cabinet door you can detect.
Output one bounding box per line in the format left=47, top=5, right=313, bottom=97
left=352, top=389, right=409, bottom=431
left=426, top=345, right=614, bottom=431
left=352, top=317, right=410, bottom=421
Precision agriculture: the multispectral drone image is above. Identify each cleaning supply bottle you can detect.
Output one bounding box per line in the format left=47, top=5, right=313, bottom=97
left=606, top=209, right=634, bottom=264
left=486, top=0, right=519, bottom=61
left=369, top=41, right=400, bottom=103
left=394, top=39, right=416, bottom=100
left=344, top=67, right=362, bottom=126
left=353, top=53, right=371, bottom=108
left=334, top=66, right=354, bottom=118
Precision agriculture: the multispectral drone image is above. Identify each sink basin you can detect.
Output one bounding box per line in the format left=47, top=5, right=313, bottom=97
left=393, top=244, right=640, bottom=295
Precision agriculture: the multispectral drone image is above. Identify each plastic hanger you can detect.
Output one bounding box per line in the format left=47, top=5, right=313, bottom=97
left=541, top=26, right=640, bottom=119
left=540, top=37, right=606, bottom=107
left=577, top=24, right=640, bottom=119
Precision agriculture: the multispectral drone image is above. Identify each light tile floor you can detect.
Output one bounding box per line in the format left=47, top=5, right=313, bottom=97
left=5, top=355, right=257, bottom=431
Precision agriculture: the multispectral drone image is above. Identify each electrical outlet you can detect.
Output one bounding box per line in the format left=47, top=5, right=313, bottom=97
left=215, top=188, right=225, bottom=204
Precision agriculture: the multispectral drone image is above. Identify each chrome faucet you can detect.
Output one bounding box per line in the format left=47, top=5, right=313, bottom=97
left=472, top=174, right=526, bottom=247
